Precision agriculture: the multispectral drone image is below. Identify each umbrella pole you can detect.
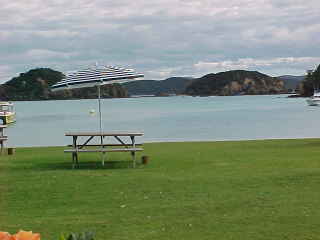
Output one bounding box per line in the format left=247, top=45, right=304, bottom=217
left=98, top=84, right=106, bottom=166
left=98, top=84, right=102, bottom=136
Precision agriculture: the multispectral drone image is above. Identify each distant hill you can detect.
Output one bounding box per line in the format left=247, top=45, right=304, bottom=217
left=277, top=75, right=305, bottom=91
left=123, top=77, right=193, bottom=96
left=185, top=70, right=285, bottom=96
left=0, top=68, right=299, bottom=101
left=0, top=68, right=128, bottom=101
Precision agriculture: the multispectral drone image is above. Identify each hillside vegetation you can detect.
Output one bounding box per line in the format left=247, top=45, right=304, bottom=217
left=1, top=68, right=309, bottom=100
left=123, top=77, right=193, bottom=96
left=0, top=68, right=128, bottom=101
left=300, top=64, right=320, bottom=97
left=277, top=75, right=305, bottom=92
left=185, top=70, right=285, bottom=96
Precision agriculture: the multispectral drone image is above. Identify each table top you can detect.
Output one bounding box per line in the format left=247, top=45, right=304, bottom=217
left=65, top=131, right=144, bottom=137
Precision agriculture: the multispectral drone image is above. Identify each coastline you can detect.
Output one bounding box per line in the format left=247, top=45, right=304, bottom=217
left=9, top=136, right=320, bottom=148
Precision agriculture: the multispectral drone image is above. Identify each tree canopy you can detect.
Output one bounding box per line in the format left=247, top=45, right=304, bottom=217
left=0, top=68, right=128, bottom=101
left=302, top=64, right=320, bottom=96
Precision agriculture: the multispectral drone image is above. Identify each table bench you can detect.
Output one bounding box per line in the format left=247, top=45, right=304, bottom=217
left=65, top=132, right=144, bottom=168
left=0, top=125, right=7, bottom=155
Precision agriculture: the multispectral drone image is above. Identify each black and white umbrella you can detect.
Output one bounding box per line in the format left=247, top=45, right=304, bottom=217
left=51, top=65, right=144, bottom=133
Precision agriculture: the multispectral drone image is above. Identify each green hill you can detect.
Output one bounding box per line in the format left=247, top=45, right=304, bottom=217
left=0, top=68, right=128, bottom=101
left=123, top=77, right=193, bottom=96
left=185, top=70, right=285, bottom=96
left=277, top=75, right=305, bottom=91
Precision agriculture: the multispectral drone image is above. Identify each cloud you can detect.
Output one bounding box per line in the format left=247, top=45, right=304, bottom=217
left=0, top=0, right=319, bottom=82
left=194, top=57, right=320, bottom=76
left=26, top=49, right=78, bottom=60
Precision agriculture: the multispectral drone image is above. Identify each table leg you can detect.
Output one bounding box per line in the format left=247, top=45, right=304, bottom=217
left=130, top=136, right=136, bottom=168
left=102, top=136, right=106, bottom=166
left=0, top=141, right=3, bottom=155
left=0, top=129, right=3, bottom=155
left=72, top=136, right=78, bottom=169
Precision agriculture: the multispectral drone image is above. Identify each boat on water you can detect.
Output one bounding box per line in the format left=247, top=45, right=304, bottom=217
left=306, top=91, right=320, bottom=106
left=0, top=102, right=16, bottom=124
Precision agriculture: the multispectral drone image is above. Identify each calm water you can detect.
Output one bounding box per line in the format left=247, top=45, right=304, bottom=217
left=5, top=95, right=319, bottom=147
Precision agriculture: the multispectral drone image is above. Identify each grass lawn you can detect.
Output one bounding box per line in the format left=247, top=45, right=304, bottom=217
left=1, top=139, right=320, bottom=240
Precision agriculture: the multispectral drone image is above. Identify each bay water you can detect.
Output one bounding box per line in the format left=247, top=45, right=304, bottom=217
left=6, top=95, right=319, bottom=147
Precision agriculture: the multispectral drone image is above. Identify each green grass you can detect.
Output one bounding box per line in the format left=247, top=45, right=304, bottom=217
left=1, top=139, right=320, bottom=240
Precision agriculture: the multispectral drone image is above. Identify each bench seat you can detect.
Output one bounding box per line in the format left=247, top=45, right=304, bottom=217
left=67, top=144, right=143, bottom=147
left=0, top=136, right=8, bottom=141
left=64, top=148, right=143, bottom=153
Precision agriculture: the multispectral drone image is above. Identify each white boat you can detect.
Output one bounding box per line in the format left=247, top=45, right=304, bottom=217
left=306, top=91, right=320, bottom=106
left=0, top=102, right=16, bottom=124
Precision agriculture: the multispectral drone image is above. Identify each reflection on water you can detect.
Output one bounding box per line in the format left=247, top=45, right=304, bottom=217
left=5, top=95, right=318, bottom=147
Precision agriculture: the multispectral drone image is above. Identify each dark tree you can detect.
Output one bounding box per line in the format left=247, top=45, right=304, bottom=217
left=302, top=64, right=320, bottom=96
left=0, top=68, right=128, bottom=101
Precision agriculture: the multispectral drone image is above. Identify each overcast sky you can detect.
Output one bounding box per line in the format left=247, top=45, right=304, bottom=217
left=0, top=0, right=319, bottom=83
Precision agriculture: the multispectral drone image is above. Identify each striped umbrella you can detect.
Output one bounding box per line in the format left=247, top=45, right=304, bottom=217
left=51, top=65, right=144, bottom=133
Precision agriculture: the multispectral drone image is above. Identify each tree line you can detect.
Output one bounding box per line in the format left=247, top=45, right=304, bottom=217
left=302, top=64, right=320, bottom=96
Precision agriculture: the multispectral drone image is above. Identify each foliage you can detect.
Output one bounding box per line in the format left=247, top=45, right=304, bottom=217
left=123, top=77, right=193, bottom=96
left=185, top=70, right=285, bottom=96
left=60, top=232, right=94, bottom=240
left=301, top=64, right=320, bottom=96
left=277, top=75, right=305, bottom=92
left=0, top=68, right=128, bottom=101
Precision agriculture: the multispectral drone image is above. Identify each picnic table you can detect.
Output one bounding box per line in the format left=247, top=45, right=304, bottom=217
left=0, top=125, right=8, bottom=154
left=64, top=131, right=144, bottom=168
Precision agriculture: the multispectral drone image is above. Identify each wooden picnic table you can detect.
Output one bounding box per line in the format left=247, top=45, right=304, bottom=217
left=65, top=131, right=144, bottom=168
left=0, top=125, right=8, bottom=155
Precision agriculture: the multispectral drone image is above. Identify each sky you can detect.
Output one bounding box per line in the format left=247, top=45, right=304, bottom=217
left=0, top=0, right=319, bottom=83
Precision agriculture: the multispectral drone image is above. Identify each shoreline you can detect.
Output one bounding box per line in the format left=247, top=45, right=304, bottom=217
left=9, top=136, right=320, bottom=148
left=8, top=92, right=297, bottom=102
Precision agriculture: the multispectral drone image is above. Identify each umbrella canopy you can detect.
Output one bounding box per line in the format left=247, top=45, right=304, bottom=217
left=51, top=65, right=144, bottom=134
left=51, top=66, right=143, bottom=91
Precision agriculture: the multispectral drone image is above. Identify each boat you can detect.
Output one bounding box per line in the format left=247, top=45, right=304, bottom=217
left=0, top=102, right=16, bottom=124
left=306, top=91, right=320, bottom=106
